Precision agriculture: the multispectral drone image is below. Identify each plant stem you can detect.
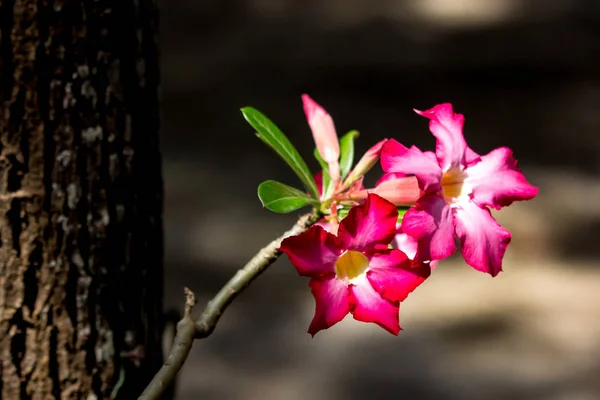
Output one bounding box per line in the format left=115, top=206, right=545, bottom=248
left=138, top=211, right=321, bottom=400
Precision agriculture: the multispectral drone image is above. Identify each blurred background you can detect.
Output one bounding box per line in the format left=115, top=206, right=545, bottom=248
left=158, top=1, right=600, bottom=399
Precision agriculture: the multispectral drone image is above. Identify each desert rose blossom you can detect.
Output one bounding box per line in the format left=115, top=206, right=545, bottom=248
left=279, top=194, right=430, bottom=336
left=381, top=103, right=538, bottom=276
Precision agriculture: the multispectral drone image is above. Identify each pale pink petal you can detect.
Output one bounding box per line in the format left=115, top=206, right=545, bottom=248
left=423, top=150, right=439, bottom=163
left=414, top=103, right=468, bottom=171
left=465, top=147, right=481, bottom=166
left=454, top=200, right=512, bottom=277
left=465, top=147, right=538, bottom=210
left=308, top=277, right=351, bottom=336
left=349, top=275, right=401, bottom=335
left=401, top=193, right=456, bottom=262
left=375, top=172, right=406, bottom=186
left=372, top=175, right=421, bottom=206
left=391, top=224, right=418, bottom=260
left=367, top=250, right=430, bottom=303
left=380, top=139, right=442, bottom=192
left=302, top=94, right=340, bottom=183
left=280, top=226, right=343, bottom=277
left=346, top=139, right=389, bottom=184
left=337, top=193, right=397, bottom=251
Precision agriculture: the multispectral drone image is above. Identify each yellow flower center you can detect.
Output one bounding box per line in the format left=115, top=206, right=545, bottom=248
left=441, top=167, right=466, bottom=202
left=335, top=250, right=369, bottom=281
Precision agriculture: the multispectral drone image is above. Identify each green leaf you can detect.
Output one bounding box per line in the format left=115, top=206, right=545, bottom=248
left=313, top=147, right=331, bottom=198
left=397, top=207, right=410, bottom=224
left=339, top=130, right=359, bottom=179
left=242, top=107, right=320, bottom=199
left=313, top=147, right=327, bottom=170
left=257, top=180, right=318, bottom=214
left=337, top=206, right=351, bottom=220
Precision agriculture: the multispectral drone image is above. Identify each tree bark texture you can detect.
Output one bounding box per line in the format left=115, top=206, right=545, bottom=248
left=0, top=0, right=163, bottom=398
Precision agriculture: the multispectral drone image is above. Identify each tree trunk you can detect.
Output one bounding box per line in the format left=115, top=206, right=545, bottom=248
left=0, top=0, right=163, bottom=398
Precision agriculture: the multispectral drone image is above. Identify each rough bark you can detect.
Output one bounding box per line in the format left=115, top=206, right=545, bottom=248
left=0, top=0, right=163, bottom=398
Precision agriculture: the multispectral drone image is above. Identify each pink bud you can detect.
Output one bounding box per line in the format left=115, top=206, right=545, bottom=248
left=374, top=176, right=421, bottom=206
left=345, top=139, right=388, bottom=186
left=302, top=94, right=340, bottom=183
left=350, top=176, right=421, bottom=206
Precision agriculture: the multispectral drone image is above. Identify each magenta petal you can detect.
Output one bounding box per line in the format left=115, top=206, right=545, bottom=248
left=380, top=139, right=442, bottom=192
left=308, top=277, right=351, bottom=336
left=465, top=147, right=539, bottom=210
left=338, top=193, right=398, bottom=251
left=313, top=171, right=324, bottom=196
left=454, top=200, right=512, bottom=277
left=349, top=275, right=400, bottom=335
left=402, top=193, right=456, bottom=262
left=367, top=249, right=430, bottom=303
left=414, top=103, right=468, bottom=171
left=279, top=226, right=343, bottom=277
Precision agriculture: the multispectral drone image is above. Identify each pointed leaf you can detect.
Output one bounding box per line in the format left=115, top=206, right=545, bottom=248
left=314, top=146, right=327, bottom=170
left=257, top=180, right=318, bottom=214
left=339, top=130, right=359, bottom=179
left=242, top=107, right=320, bottom=199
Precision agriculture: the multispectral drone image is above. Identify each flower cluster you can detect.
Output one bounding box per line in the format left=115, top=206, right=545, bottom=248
left=250, top=95, right=538, bottom=336
left=280, top=193, right=430, bottom=335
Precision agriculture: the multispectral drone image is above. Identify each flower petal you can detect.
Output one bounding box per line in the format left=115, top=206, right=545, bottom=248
left=375, top=172, right=405, bottom=186
left=465, top=147, right=481, bottom=166
left=367, top=249, right=430, bottom=302
left=349, top=275, right=401, bottom=335
left=465, top=147, right=538, bottom=210
left=313, top=171, right=323, bottom=196
left=308, top=277, right=351, bottom=336
left=302, top=94, right=340, bottom=182
left=314, top=217, right=339, bottom=235
left=380, top=139, right=442, bottom=192
left=414, top=103, right=468, bottom=171
left=454, top=200, right=512, bottom=277
left=372, top=175, right=421, bottom=206
left=279, top=225, right=343, bottom=277
left=391, top=223, right=418, bottom=260
left=338, top=193, right=397, bottom=251
left=350, top=175, right=420, bottom=206
left=402, top=193, right=456, bottom=262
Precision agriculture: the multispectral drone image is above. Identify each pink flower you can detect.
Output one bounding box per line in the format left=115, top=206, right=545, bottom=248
left=391, top=223, right=438, bottom=270
left=381, top=103, right=538, bottom=276
left=280, top=194, right=430, bottom=336
left=302, top=94, right=340, bottom=186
